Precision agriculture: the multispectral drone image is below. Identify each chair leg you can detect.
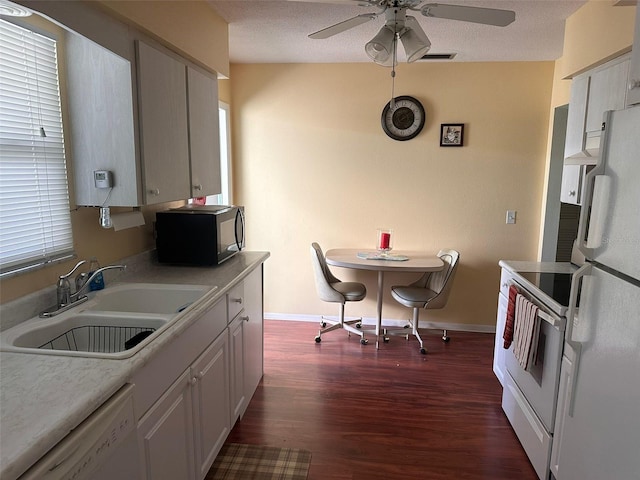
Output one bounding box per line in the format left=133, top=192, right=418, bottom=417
left=314, top=304, right=367, bottom=345
left=411, top=308, right=427, bottom=354
left=340, top=304, right=368, bottom=344
left=442, top=329, right=450, bottom=342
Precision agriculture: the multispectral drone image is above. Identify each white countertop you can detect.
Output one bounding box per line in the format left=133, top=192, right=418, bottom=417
left=0, top=251, right=269, bottom=480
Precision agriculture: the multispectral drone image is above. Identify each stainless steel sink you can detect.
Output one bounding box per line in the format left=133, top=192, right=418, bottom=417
left=0, top=283, right=215, bottom=359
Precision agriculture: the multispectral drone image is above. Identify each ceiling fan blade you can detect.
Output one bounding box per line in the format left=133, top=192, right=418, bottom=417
left=309, top=13, right=378, bottom=39
left=421, top=3, right=515, bottom=27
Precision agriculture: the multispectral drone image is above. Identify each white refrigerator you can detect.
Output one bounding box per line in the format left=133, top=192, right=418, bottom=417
left=550, top=105, right=640, bottom=479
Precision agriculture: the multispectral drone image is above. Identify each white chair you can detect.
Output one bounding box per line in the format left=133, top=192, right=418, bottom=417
left=310, top=242, right=369, bottom=345
left=390, top=249, right=460, bottom=354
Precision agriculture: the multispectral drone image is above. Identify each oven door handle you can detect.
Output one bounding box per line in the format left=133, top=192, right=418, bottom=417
left=566, top=263, right=591, bottom=417
left=510, top=280, right=564, bottom=330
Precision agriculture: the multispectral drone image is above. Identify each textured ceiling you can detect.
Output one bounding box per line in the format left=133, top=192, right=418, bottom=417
left=207, top=0, right=588, bottom=64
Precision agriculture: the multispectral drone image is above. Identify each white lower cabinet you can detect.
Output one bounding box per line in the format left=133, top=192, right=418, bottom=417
left=243, top=266, right=265, bottom=400
left=134, top=264, right=265, bottom=480
left=137, top=369, right=196, bottom=480
left=228, top=266, right=265, bottom=424
left=229, top=313, right=246, bottom=424
left=192, top=333, right=231, bottom=478
left=137, top=333, right=229, bottom=480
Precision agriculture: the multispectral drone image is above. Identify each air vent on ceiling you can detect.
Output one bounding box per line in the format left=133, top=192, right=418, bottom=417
left=419, top=53, right=457, bottom=61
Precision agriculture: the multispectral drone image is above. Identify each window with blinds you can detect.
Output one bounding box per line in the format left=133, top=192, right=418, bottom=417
left=0, top=19, right=74, bottom=277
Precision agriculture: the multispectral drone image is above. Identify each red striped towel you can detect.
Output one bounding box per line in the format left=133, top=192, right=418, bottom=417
left=503, top=284, right=518, bottom=348
left=512, top=293, right=540, bottom=370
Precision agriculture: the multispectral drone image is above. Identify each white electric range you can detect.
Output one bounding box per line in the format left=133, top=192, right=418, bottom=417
left=493, top=260, right=579, bottom=480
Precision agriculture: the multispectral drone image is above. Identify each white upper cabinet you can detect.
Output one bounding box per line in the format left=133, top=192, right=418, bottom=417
left=585, top=59, right=630, bottom=133
left=64, top=8, right=221, bottom=207
left=136, top=40, right=191, bottom=204
left=564, top=54, right=630, bottom=162
left=187, top=67, right=222, bottom=198
left=628, top=4, right=640, bottom=107
left=564, top=75, right=590, bottom=162
left=66, top=31, right=143, bottom=207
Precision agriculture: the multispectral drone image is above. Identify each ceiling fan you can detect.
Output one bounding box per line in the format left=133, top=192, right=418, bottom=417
left=309, top=1, right=516, bottom=66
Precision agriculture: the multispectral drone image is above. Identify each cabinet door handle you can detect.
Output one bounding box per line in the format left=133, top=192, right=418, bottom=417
left=190, top=376, right=198, bottom=385
left=232, top=297, right=243, bottom=304
left=242, top=315, right=250, bottom=322
left=193, top=184, right=202, bottom=191
left=148, top=188, right=160, bottom=196
left=569, top=190, right=576, bottom=196
left=629, top=79, right=640, bottom=91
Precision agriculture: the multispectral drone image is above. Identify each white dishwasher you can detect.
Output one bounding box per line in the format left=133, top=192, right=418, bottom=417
left=19, top=384, right=139, bottom=480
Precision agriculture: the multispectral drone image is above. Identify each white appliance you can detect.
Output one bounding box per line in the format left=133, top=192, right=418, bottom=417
left=500, top=269, right=570, bottom=480
left=549, top=106, right=640, bottom=479
left=19, top=384, right=139, bottom=480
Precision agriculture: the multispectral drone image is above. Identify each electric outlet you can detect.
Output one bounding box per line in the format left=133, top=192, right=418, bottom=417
left=506, top=210, right=517, bottom=224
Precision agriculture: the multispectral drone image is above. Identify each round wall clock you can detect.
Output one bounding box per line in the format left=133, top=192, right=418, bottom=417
left=381, top=96, right=426, bottom=141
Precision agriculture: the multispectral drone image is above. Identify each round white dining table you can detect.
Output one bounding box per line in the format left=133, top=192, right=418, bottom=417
left=325, top=249, right=444, bottom=347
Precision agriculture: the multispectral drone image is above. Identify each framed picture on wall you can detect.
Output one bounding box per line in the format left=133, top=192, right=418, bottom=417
left=440, top=124, right=464, bottom=147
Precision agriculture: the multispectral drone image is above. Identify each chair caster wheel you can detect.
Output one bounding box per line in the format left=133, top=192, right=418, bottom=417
left=360, top=338, right=368, bottom=345
left=420, top=348, right=427, bottom=354
left=383, top=337, right=390, bottom=343
left=404, top=324, right=410, bottom=329
left=442, top=336, right=450, bottom=342
left=356, top=323, right=362, bottom=329
left=320, top=321, right=326, bottom=328
left=315, top=336, right=321, bottom=343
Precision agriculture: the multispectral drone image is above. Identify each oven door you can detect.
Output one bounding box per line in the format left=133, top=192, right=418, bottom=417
left=504, top=284, right=565, bottom=432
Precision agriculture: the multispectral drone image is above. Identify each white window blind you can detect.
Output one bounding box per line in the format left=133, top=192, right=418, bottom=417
left=0, top=19, right=74, bottom=277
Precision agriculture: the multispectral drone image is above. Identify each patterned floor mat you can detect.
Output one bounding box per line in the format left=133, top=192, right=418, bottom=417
left=206, top=443, right=312, bottom=480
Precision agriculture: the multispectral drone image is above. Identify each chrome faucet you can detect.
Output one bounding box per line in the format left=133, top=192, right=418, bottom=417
left=71, top=264, right=126, bottom=302
left=40, top=261, right=126, bottom=318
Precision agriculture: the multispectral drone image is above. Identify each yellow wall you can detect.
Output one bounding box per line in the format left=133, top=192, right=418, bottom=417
left=98, top=0, right=229, bottom=77
left=232, top=62, right=554, bottom=327
left=560, top=0, right=635, bottom=80
left=552, top=1, right=635, bottom=108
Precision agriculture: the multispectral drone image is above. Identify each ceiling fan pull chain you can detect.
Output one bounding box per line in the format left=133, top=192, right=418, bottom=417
left=390, top=28, right=398, bottom=109
left=390, top=68, right=396, bottom=109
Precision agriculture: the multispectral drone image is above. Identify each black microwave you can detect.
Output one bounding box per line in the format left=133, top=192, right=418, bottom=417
left=155, top=205, right=245, bottom=266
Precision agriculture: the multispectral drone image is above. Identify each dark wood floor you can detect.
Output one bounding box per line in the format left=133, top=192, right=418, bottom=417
left=225, top=320, right=537, bottom=480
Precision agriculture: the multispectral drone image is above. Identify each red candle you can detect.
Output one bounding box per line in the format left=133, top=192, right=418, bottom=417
left=380, top=232, right=390, bottom=249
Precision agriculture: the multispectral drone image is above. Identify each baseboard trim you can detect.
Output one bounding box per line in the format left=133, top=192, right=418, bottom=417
left=264, top=312, right=496, bottom=334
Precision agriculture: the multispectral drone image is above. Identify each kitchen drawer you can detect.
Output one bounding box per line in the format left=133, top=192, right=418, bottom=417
left=502, top=372, right=552, bottom=480
left=227, top=282, right=245, bottom=322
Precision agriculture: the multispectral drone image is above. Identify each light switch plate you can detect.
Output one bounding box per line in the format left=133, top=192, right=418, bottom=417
left=506, top=210, right=517, bottom=224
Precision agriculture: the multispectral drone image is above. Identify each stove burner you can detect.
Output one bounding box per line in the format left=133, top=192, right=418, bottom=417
left=518, top=272, right=572, bottom=307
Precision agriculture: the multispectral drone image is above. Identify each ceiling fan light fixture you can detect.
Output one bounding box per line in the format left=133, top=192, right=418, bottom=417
left=400, top=16, right=431, bottom=63
left=365, top=25, right=396, bottom=66
left=0, top=0, right=32, bottom=16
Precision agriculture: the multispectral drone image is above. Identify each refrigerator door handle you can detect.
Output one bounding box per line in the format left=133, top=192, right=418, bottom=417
left=566, top=263, right=591, bottom=417
left=576, top=109, right=613, bottom=258
left=584, top=175, right=612, bottom=249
